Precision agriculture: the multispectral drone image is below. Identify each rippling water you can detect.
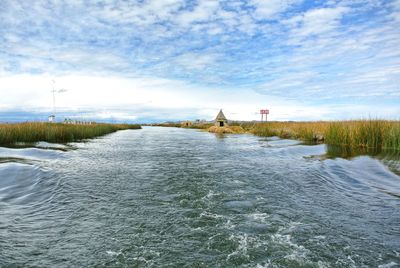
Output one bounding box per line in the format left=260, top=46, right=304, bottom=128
left=0, top=127, right=399, bottom=267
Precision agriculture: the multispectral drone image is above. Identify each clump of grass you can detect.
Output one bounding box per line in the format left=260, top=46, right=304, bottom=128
left=207, top=125, right=246, bottom=134
left=251, top=124, right=279, bottom=137
left=325, top=120, right=400, bottom=150
left=251, top=121, right=327, bottom=142
left=383, top=125, right=400, bottom=150
left=0, top=122, right=141, bottom=146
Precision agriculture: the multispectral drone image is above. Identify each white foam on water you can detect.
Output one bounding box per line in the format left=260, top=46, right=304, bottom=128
left=227, top=233, right=251, bottom=261
left=35, top=142, right=69, bottom=150
left=272, top=233, right=308, bottom=255
left=199, top=211, right=224, bottom=219
left=347, top=255, right=356, bottom=264
left=271, top=222, right=312, bottom=265
left=378, top=262, right=398, bottom=268
left=106, top=250, right=119, bottom=256
left=317, top=260, right=331, bottom=268
left=248, top=212, right=270, bottom=223
left=200, top=190, right=219, bottom=201
left=203, top=190, right=220, bottom=199
left=223, top=219, right=235, bottom=230
left=254, top=260, right=274, bottom=268
left=335, top=257, right=357, bottom=268
left=286, top=221, right=302, bottom=232
left=132, top=256, right=149, bottom=263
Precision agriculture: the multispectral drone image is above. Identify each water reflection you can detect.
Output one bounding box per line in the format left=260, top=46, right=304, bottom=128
left=326, top=145, right=400, bottom=176
left=326, top=145, right=400, bottom=160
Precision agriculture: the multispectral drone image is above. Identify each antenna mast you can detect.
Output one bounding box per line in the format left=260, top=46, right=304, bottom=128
left=51, top=80, right=56, bottom=115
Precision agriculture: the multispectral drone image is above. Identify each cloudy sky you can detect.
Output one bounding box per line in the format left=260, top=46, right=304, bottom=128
left=0, top=0, right=399, bottom=122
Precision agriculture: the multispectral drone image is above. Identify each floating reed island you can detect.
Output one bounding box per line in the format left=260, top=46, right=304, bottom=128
left=0, top=122, right=141, bottom=146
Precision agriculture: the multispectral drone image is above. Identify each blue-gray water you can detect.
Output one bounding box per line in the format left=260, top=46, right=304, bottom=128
left=0, top=127, right=399, bottom=267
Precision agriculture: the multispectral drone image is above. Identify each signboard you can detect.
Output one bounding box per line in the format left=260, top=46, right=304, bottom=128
left=260, top=109, right=269, bottom=122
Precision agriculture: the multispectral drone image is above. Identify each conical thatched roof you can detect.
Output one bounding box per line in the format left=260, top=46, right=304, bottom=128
left=215, top=109, right=227, bottom=121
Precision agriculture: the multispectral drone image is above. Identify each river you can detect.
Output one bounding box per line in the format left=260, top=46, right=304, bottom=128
left=0, top=127, right=399, bottom=267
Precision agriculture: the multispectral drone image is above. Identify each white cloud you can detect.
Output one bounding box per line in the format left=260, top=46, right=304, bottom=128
left=250, top=0, right=302, bottom=19
left=173, top=52, right=218, bottom=70
left=176, top=0, right=220, bottom=26
left=286, top=6, right=350, bottom=38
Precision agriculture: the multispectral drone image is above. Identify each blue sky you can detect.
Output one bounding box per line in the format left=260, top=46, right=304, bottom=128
left=0, top=0, right=399, bottom=122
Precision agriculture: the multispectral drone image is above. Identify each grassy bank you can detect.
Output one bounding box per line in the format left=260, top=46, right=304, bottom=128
left=149, top=120, right=400, bottom=150
left=0, top=122, right=141, bottom=145
left=251, top=120, right=400, bottom=150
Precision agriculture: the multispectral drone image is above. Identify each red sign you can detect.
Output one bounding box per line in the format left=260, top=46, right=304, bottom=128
left=260, top=109, right=269, bottom=114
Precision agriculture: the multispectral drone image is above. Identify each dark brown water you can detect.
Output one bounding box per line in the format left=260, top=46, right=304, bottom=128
left=0, top=127, right=399, bottom=267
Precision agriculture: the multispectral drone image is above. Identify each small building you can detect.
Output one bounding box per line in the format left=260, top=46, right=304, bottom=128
left=48, top=115, right=55, bottom=123
left=181, top=121, right=193, bottom=127
left=215, top=109, right=228, bottom=127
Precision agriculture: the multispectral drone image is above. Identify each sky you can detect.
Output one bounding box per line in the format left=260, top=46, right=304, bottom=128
left=0, top=0, right=399, bottom=123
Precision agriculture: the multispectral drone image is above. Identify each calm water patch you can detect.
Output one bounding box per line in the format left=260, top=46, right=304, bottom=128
left=0, top=127, right=399, bottom=267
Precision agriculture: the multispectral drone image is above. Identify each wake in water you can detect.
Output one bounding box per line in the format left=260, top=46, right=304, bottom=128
left=0, top=128, right=399, bottom=267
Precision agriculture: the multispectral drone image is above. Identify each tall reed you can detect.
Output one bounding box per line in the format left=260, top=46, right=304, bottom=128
left=325, top=120, right=400, bottom=150
left=249, top=120, right=399, bottom=150
left=0, top=122, right=141, bottom=145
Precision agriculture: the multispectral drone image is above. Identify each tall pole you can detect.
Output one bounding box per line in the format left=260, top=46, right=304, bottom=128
left=52, top=80, right=56, bottom=116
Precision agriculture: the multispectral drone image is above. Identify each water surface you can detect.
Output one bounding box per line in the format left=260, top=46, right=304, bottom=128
left=0, top=127, right=399, bottom=267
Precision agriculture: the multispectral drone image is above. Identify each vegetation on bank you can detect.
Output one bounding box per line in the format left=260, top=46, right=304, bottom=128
left=250, top=120, right=400, bottom=150
left=250, top=121, right=328, bottom=142
left=0, top=122, right=141, bottom=145
left=152, top=120, right=400, bottom=150
left=325, top=120, right=400, bottom=150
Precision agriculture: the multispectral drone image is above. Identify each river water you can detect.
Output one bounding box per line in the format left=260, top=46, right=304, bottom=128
left=0, top=127, right=399, bottom=267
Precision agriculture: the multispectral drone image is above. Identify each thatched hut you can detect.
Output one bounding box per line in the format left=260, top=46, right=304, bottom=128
left=215, top=109, right=228, bottom=127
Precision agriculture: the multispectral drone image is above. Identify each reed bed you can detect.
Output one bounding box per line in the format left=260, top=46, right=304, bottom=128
left=251, top=120, right=400, bottom=150
left=251, top=121, right=328, bottom=142
left=325, top=120, right=400, bottom=150
left=0, top=122, right=141, bottom=145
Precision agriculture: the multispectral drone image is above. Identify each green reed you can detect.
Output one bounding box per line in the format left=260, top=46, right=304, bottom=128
left=0, top=122, right=141, bottom=145
left=251, top=120, right=399, bottom=150
left=321, top=120, right=399, bottom=150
